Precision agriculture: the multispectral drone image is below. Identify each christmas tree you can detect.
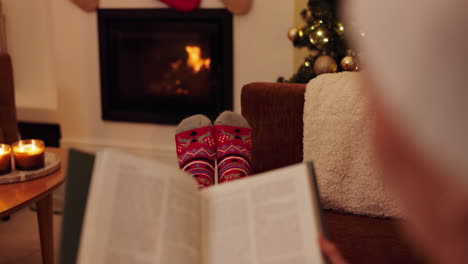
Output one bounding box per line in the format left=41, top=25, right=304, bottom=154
left=279, top=0, right=359, bottom=83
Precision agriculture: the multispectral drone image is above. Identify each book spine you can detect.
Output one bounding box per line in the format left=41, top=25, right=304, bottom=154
left=306, top=162, right=329, bottom=238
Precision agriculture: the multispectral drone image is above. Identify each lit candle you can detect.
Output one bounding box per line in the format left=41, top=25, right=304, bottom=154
left=12, top=139, right=45, bottom=170
left=0, top=144, right=12, bottom=175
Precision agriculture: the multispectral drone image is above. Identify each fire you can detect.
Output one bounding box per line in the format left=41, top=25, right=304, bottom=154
left=185, top=45, right=211, bottom=73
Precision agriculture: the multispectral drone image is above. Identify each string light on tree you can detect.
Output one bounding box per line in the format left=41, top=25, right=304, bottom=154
left=336, top=22, right=345, bottom=35
left=298, top=29, right=304, bottom=38
left=309, top=27, right=330, bottom=50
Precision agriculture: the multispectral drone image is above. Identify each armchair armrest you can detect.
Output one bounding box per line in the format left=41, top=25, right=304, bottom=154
left=241, top=82, right=306, bottom=173
left=0, top=53, right=19, bottom=144
left=241, top=81, right=426, bottom=264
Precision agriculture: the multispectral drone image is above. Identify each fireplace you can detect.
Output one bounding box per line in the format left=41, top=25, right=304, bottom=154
left=97, top=9, right=233, bottom=124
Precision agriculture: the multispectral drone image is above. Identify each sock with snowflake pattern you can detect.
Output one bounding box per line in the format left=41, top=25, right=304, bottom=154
left=175, top=114, right=216, bottom=188
left=214, top=111, right=252, bottom=183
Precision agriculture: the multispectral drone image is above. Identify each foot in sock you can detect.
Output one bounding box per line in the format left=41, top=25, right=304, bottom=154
left=214, top=111, right=252, bottom=183
left=175, top=114, right=216, bottom=188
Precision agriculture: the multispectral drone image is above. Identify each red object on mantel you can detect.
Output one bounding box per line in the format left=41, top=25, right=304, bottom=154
left=158, top=0, right=201, bottom=12
left=70, top=0, right=99, bottom=12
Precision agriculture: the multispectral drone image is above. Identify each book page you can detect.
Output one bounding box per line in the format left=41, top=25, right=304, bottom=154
left=200, top=163, right=324, bottom=264
left=77, top=150, right=201, bottom=264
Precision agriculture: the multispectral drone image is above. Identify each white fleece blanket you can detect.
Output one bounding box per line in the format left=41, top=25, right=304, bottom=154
left=303, top=72, right=399, bottom=217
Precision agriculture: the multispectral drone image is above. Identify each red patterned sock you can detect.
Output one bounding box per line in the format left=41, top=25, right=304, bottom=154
left=175, top=115, right=216, bottom=188
left=214, top=111, right=252, bottom=183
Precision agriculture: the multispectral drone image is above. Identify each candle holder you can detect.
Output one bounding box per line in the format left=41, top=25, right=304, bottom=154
left=12, top=139, right=45, bottom=170
left=0, top=144, right=12, bottom=175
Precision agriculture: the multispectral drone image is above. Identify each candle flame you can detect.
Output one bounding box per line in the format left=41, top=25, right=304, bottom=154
left=0, top=145, right=11, bottom=155
left=185, top=45, right=211, bottom=73
left=14, top=144, right=43, bottom=155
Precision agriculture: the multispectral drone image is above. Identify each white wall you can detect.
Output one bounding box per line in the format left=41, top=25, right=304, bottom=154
left=3, top=0, right=58, bottom=123
left=6, top=0, right=294, bottom=164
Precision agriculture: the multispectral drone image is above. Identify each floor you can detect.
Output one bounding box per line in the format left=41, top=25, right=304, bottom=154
left=0, top=208, right=62, bottom=264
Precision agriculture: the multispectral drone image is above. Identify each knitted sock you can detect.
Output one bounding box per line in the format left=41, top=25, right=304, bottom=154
left=214, top=111, right=252, bottom=183
left=175, top=114, right=216, bottom=188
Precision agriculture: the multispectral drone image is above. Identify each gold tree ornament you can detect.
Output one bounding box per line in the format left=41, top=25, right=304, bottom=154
left=301, top=9, right=314, bottom=23
left=288, top=27, right=299, bottom=41
left=314, top=55, right=337, bottom=75
left=340, top=55, right=358, bottom=71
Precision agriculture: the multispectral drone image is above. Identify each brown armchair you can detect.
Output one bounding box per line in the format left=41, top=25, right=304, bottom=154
left=241, top=82, right=426, bottom=264
left=0, top=53, right=19, bottom=144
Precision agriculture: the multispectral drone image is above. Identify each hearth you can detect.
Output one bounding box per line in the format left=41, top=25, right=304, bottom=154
left=98, top=9, right=233, bottom=124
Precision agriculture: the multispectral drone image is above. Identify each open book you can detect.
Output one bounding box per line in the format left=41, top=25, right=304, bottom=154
left=76, top=150, right=326, bottom=264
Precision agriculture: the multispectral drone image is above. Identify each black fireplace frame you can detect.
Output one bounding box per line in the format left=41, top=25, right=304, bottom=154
left=97, top=8, right=233, bottom=124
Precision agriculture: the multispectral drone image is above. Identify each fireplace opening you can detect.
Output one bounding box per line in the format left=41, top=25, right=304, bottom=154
left=98, top=9, right=233, bottom=124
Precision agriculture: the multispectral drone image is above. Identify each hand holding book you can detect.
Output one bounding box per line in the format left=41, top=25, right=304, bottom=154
left=318, top=233, right=348, bottom=264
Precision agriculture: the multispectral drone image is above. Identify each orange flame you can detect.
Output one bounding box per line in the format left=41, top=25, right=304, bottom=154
left=185, top=45, right=211, bottom=73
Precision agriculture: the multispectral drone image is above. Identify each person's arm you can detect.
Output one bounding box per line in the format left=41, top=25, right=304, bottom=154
left=369, top=78, right=468, bottom=264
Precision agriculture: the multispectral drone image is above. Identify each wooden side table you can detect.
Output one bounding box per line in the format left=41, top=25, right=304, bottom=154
left=0, top=148, right=66, bottom=264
